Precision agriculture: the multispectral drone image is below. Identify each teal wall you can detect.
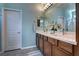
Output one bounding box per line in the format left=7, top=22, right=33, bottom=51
left=0, top=3, right=40, bottom=48
left=0, top=3, right=3, bottom=50
left=4, top=3, right=40, bottom=48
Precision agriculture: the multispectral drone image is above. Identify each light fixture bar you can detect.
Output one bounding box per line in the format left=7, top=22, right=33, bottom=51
left=43, top=3, right=52, bottom=11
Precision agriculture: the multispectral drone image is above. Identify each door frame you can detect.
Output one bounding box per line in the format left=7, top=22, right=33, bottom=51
left=1, top=8, right=22, bottom=52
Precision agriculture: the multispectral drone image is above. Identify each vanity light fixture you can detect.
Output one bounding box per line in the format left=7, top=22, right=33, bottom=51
left=43, top=3, right=52, bottom=11
left=37, top=3, right=52, bottom=12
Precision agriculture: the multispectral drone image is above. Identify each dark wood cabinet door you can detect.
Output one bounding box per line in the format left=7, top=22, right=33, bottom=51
left=36, top=33, right=39, bottom=48
left=44, top=40, right=51, bottom=56
left=52, top=46, right=72, bottom=56
left=74, top=45, right=79, bottom=56
left=39, top=38, right=43, bottom=52
left=58, top=41, right=73, bottom=54
left=36, top=33, right=41, bottom=48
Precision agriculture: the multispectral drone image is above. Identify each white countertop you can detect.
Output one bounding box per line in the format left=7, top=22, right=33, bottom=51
left=36, top=30, right=77, bottom=45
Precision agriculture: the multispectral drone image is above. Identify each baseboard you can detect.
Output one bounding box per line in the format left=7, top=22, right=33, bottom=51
left=21, top=45, right=36, bottom=50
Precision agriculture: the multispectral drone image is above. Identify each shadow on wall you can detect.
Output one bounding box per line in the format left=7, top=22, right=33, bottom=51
left=0, top=15, right=1, bottom=51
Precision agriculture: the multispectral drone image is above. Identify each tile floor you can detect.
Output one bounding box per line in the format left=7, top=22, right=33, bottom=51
left=0, top=47, right=43, bottom=56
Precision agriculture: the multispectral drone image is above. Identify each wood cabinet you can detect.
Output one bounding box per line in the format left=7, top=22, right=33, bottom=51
left=43, top=36, right=51, bottom=56
left=58, top=41, right=73, bottom=54
left=36, top=33, right=74, bottom=56
left=52, top=46, right=72, bottom=56
left=48, top=37, right=57, bottom=46
left=39, top=35, right=44, bottom=52
left=36, top=33, right=41, bottom=49
left=36, top=33, right=39, bottom=48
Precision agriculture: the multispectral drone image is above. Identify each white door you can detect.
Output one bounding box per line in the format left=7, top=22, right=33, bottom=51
left=3, top=9, right=22, bottom=51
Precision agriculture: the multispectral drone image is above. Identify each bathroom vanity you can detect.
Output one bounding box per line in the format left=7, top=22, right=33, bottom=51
left=36, top=31, right=76, bottom=56
left=35, top=3, right=79, bottom=56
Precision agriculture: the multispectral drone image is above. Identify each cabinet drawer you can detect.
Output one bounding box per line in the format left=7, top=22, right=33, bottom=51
left=48, top=37, right=57, bottom=46
left=44, top=36, right=48, bottom=41
left=58, top=41, right=73, bottom=53
left=53, top=46, right=72, bottom=56
left=41, top=35, right=44, bottom=39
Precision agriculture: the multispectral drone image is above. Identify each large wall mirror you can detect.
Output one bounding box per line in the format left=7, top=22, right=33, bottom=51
left=37, top=3, right=76, bottom=33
